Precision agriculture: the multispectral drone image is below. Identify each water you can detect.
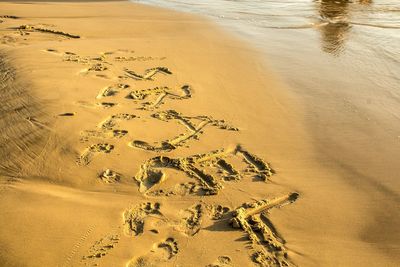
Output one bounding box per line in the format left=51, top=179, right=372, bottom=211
left=130, top=0, right=400, bottom=92
left=131, top=0, right=399, bottom=54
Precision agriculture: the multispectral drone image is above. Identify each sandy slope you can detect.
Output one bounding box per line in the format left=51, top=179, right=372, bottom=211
left=0, top=1, right=398, bottom=267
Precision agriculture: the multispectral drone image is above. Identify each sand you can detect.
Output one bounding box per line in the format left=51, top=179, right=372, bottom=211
left=0, top=1, right=398, bottom=267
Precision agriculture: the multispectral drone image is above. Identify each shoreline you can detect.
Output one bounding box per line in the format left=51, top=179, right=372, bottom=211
left=133, top=0, right=400, bottom=264
left=0, top=1, right=398, bottom=267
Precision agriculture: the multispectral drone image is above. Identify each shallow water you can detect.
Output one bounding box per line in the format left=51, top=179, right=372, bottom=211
left=130, top=0, right=400, bottom=112
left=133, top=0, right=400, bottom=195
left=132, top=0, right=400, bottom=55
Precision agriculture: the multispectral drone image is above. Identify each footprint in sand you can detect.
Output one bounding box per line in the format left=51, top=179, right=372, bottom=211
left=206, top=204, right=230, bottom=220
left=77, top=143, right=114, bottom=166
left=82, top=233, right=120, bottom=263
left=123, top=202, right=163, bottom=236
left=179, top=203, right=203, bottom=236
left=207, top=256, right=233, bottom=267
left=127, top=238, right=179, bottom=267
left=98, top=169, right=121, bottom=184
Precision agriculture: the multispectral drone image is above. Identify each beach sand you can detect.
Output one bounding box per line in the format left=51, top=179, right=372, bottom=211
left=0, top=1, right=398, bottom=267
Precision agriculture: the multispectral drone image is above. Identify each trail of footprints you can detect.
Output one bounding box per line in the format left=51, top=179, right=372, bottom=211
left=60, top=48, right=299, bottom=265
left=120, top=195, right=298, bottom=267
left=0, top=22, right=301, bottom=264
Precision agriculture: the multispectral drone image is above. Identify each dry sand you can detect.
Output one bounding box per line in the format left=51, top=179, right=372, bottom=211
left=0, top=1, right=398, bottom=267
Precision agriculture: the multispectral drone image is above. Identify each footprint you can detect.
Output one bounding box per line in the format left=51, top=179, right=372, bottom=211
left=179, top=204, right=203, bottom=236
left=77, top=143, right=114, bottom=166
left=157, top=238, right=179, bottom=259
left=123, top=202, right=162, bottom=236
left=206, top=204, right=230, bottom=220
left=207, top=256, right=232, bottom=267
left=82, top=233, right=120, bottom=263
left=98, top=169, right=121, bottom=183
left=135, top=168, right=166, bottom=193
left=127, top=238, right=179, bottom=267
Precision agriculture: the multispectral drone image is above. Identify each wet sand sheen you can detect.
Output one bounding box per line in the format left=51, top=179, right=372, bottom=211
left=0, top=1, right=399, bottom=267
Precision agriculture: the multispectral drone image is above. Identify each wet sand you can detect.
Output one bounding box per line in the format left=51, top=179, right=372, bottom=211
left=0, top=1, right=399, bottom=267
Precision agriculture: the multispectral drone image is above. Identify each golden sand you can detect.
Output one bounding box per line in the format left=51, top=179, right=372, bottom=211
left=0, top=1, right=398, bottom=267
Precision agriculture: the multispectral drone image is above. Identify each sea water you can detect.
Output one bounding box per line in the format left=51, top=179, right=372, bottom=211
left=131, top=0, right=399, bottom=97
